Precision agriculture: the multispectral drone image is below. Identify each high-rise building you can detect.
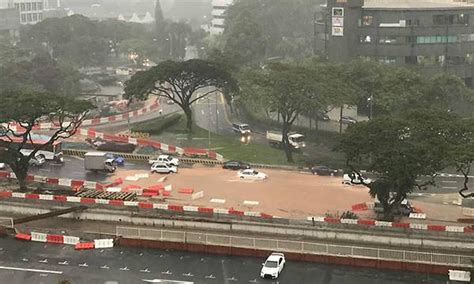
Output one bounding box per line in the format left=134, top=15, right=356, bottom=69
left=0, top=0, right=64, bottom=25
left=210, top=0, right=232, bottom=35
left=315, top=0, right=474, bottom=86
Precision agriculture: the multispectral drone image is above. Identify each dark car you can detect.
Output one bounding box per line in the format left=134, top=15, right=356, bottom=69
left=339, top=116, right=357, bottom=124
left=316, top=112, right=330, bottom=121
left=223, top=160, right=250, bottom=170
left=311, top=165, right=338, bottom=176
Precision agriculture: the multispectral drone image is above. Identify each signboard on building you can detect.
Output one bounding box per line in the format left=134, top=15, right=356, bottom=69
left=331, top=7, right=344, bottom=36
left=332, top=27, right=344, bottom=36
left=332, top=17, right=343, bottom=27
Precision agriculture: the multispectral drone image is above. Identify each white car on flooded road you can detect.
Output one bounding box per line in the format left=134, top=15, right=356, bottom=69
left=237, top=169, right=267, bottom=180
left=260, top=253, right=285, bottom=279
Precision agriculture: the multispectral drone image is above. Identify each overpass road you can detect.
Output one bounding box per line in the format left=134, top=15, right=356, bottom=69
left=0, top=238, right=444, bottom=284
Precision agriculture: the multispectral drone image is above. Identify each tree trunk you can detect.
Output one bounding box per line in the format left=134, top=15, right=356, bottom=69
left=339, top=105, right=343, bottom=134
left=282, top=123, right=294, bottom=163
left=183, top=105, right=193, bottom=133
left=12, top=162, right=28, bottom=192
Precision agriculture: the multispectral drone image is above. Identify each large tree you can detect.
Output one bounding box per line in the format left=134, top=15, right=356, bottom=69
left=0, top=91, right=92, bottom=191
left=240, top=63, right=333, bottom=162
left=337, top=111, right=456, bottom=220
left=0, top=53, right=81, bottom=96
left=223, top=0, right=316, bottom=65
left=124, top=59, right=237, bottom=132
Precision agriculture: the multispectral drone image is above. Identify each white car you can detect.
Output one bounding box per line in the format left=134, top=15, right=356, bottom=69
left=260, top=253, right=285, bottom=279
left=342, top=173, right=372, bottom=185
left=148, top=155, right=179, bottom=167
left=0, top=163, right=4, bottom=169
left=150, top=163, right=177, bottom=174
left=238, top=169, right=267, bottom=180
left=29, top=155, right=46, bottom=167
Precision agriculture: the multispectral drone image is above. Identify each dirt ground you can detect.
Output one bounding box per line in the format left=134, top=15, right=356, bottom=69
left=107, top=167, right=372, bottom=219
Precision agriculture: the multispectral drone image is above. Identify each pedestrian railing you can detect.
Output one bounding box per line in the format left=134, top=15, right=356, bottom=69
left=116, top=226, right=473, bottom=268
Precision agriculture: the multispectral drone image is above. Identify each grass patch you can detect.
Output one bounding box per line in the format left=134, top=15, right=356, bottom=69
left=154, top=119, right=304, bottom=165
left=131, top=113, right=182, bottom=135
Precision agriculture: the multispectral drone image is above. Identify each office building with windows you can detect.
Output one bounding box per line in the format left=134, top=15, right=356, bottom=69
left=315, top=0, right=474, bottom=86
left=210, top=0, right=233, bottom=35
left=0, top=0, right=63, bottom=25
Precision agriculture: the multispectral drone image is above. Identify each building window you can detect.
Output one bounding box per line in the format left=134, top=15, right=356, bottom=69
left=20, top=3, right=25, bottom=11
left=405, top=56, right=417, bottom=64
left=38, top=13, right=43, bottom=21
left=32, top=13, right=37, bottom=21
left=32, top=3, right=37, bottom=10
left=363, top=15, right=373, bottom=26
left=433, top=14, right=469, bottom=25
left=38, top=2, right=43, bottom=10
left=26, top=3, right=31, bottom=11
left=379, top=36, right=397, bottom=44
left=406, top=19, right=420, bottom=26
left=379, top=56, right=396, bottom=64
left=27, top=13, right=32, bottom=22
left=416, top=35, right=457, bottom=44
left=21, top=14, right=26, bottom=23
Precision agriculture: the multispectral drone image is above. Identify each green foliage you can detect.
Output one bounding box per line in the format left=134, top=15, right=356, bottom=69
left=0, top=53, right=81, bottom=96
left=22, top=15, right=158, bottom=67
left=124, top=59, right=237, bottom=132
left=337, top=110, right=465, bottom=218
left=131, top=113, right=182, bottom=135
left=223, top=0, right=316, bottom=65
left=0, top=90, right=93, bottom=191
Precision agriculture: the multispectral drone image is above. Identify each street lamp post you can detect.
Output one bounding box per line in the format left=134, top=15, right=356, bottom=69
left=367, top=95, right=374, bottom=120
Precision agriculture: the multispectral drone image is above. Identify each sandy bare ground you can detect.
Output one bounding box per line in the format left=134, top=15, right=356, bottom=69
left=107, top=167, right=372, bottom=219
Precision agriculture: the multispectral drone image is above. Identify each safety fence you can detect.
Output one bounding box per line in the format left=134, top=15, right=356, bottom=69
left=15, top=231, right=114, bottom=250
left=116, top=226, right=474, bottom=269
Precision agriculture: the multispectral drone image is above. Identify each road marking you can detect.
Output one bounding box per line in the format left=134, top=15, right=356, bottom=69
left=0, top=266, right=63, bottom=275
left=182, top=272, right=194, bottom=277
left=78, top=263, right=88, bottom=267
left=205, top=274, right=216, bottom=279
left=142, top=279, right=193, bottom=283
left=100, top=265, right=110, bottom=270
left=161, top=270, right=172, bottom=275
left=22, top=258, right=28, bottom=262
left=119, top=266, right=129, bottom=271
left=140, top=268, right=151, bottom=273
left=442, top=187, right=458, bottom=190
left=39, top=169, right=51, bottom=172
left=249, top=279, right=260, bottom=283
left=227, top=277, right=238, bottom=281
left=58, top=261, right=69, bottom=266
left=39, top=259, right=48, bottom=264
left=441, top=180, right=457, bottom=184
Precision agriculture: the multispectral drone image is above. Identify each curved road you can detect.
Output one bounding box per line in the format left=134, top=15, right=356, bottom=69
left=0, top=238, right=444, bottom=284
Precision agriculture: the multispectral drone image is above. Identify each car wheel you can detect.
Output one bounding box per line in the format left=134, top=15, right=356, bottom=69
left=240, top=176, right=244, bottom=179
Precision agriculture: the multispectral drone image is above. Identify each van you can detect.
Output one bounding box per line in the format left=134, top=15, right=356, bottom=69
left=232, top=123, right=251, bottom=135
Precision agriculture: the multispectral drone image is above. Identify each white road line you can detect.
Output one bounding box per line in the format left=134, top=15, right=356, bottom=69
left=0, top=266, right=63, bottom=275
left=441, top=180, right=458, bottom=184
left=442, top=187, right=458, bottom=189
left=142, top=279, right=193, bottom=283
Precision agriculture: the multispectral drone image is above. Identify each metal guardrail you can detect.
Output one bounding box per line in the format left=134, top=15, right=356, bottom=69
left=116, top=226, right=474, bottom=268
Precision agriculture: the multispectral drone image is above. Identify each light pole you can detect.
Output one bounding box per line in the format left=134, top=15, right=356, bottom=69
left=367, top=95, right=374, bottom=120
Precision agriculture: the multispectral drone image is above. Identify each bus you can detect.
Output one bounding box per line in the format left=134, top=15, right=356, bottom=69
left=0, top=137, right=64, bottom=163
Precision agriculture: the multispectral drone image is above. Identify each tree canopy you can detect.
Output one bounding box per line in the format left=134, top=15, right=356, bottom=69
left=222, top=0, right=317, bottom=66
left=337, top=110, right=473, bottom=219
left=124, top=59, right=237, bottom=132
left=0, top=91, right=92, bottom=191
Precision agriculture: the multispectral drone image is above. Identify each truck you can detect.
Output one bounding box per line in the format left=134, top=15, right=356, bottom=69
left=84, top=152, right=116, bottom=173
left=266, top=131, right=306, bottom=149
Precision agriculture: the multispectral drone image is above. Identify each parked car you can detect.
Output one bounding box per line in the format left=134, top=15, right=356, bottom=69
left=105, top=153, right=125, bottom=166
left=223, top=160, right=250, bottom=170
left=339, top=116, right=357, bottom=124
left=29, top=155, right=46, bottom=167
left=342, top=173, right=372, bottom=185
left=260, top=253, right=285, bottom=279
left=238, top=169, right=267, bottom=180
left=316, top=112, right=330, bottom=121
left=150, top=163, right=178, bottom=174
left=0, top=163, right=4, bottom=169
left=311, top=165, right=338, bottom=176
left=148, top=155, right=179, bottom=167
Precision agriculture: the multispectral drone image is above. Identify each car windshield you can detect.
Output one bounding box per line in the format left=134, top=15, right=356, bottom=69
left=241, top=125, right=249, bottom=130
left=265, top=261, right=278, bottom=268
left=292, top=136, right=305, bottom=143
left=253, top=170, right=259, bottom=175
